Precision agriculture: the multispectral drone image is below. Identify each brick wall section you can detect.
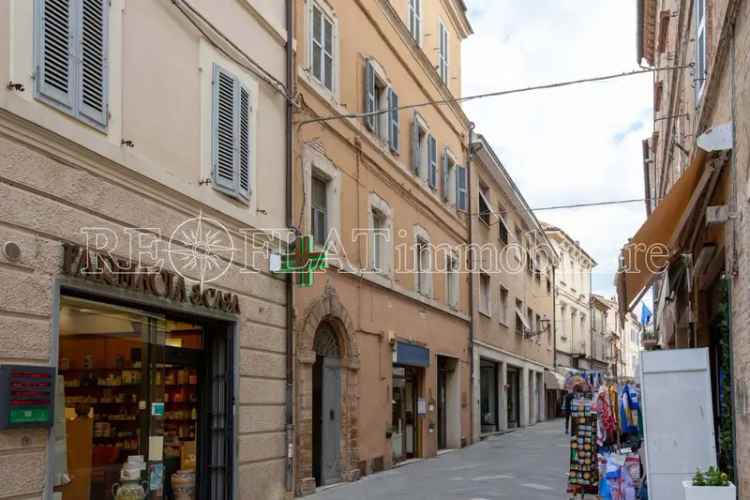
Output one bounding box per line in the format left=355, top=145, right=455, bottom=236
left=730, top=2, right=750, bottom=495
left=0, top=133, right=289, bottom=499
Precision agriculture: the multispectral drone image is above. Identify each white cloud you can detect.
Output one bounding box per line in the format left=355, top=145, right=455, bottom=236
left=462, top=0, right=653, bottom=299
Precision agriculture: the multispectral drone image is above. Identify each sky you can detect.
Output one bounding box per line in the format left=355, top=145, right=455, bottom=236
left=461, top=0, right=654, bottom=301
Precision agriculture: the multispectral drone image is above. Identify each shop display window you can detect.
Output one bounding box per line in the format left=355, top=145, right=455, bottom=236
left=55, top=296, right=231, bottom=500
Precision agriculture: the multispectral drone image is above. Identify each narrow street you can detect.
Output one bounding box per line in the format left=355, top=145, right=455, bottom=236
left=309, top=419, right=569, bottom=500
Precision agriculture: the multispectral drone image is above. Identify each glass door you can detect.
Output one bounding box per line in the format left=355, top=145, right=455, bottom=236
left=58, top=297, right=206, bottom=500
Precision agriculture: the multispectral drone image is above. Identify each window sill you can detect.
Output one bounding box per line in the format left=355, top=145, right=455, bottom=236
left=479, top=310, right=491, bottom=319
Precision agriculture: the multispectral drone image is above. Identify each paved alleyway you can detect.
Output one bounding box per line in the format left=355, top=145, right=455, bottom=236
left=309, top=419, right=570, bottom=500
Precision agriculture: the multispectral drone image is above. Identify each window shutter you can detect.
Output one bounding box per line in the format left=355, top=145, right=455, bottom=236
left=238, top=84, right=252, bottom=199
left=77, top=0, right=109, bottom=126
left=37, top=0, right=75, bottom=109
left=441, top=150, right=450, bottom=201
left=410, top=114, right=420, bottom=174
left=212, top=64, right=239, bottom=195
left=428, top=135, right=437, bottom=189
left=388, top=88, right=399, bottom=152
left=364, top=60, right=375, bottom=131
left=456, top=165, right=467, bottom=210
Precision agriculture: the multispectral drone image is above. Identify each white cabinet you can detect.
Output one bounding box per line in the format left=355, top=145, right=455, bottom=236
left=641, top=348, right=717, bottom=500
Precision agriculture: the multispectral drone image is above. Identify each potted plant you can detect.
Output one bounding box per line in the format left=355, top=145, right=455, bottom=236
left=683, top=467, right=736, bottom=500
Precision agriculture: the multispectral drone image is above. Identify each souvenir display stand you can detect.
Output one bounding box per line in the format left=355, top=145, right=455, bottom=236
left=563, top=371, right=644, bottom=499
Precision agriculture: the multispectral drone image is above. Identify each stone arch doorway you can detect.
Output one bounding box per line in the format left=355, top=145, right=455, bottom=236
left=312, top=322, right=341, bottom=486
left=296, top=286, right=360, bottom=496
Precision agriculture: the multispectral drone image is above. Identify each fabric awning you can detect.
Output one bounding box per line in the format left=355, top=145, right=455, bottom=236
left=515, top=307, right=530, bottom=331
left=544, top=370, right=566, bottom=391
left=617, top=149, right=709, bottom=312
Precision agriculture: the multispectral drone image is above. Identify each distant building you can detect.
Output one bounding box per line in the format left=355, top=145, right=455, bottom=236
left=543, top=224, right=597, bottom=371
left=470, top=135, right=557, bottom=440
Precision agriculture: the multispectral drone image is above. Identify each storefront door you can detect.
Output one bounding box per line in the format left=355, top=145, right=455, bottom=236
left=507, top=367, right=520, bottom=428
left=480, top=360, right=499, bottom=434
left=391, top=366, right=418, bottom=463
left=437, top=359, right=448, bottom=450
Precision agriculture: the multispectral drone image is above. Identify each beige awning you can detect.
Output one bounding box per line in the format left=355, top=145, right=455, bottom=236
left=515, top=307, right=530, bottom=331
left=544, top=370, right=565, bottom=391
left=617, top=149, right=709, bottom=312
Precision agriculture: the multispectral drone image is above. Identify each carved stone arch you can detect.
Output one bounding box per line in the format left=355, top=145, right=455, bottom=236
left=299, top=284, right=359, bottom=367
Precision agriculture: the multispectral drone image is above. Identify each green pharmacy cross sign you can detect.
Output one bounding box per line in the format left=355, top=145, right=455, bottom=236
left=280, top=235, right=327, bottom=287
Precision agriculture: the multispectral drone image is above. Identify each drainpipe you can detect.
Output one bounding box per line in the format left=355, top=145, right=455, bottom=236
left=466, top=122, right=476, bottom=444
left=284, top=0, right=295, bottom=492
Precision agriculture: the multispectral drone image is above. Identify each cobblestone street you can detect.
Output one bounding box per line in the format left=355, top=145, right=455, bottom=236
left=308, top=419, right=569, bottom=500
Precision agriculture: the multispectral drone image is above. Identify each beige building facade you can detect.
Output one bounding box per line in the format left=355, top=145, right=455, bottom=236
left=544, top=224, right=596, bottom=371
left=0, top=0, right=291, bottom=498
left=470, top=135, right=556, bottom=439
left=291, top=0, right=473, bottom=495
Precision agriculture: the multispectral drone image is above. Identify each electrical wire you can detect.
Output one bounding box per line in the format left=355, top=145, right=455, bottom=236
left=299, top=64, right=693, bottom=126
left=172, top=0, right=298, bottom=105
left=470, top=197, right=660, bottom=229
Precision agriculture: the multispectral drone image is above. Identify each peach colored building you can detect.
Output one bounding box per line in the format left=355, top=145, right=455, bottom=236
left=469, top=135, right=557, bottom=440
left=292, top=0, right=473, bottom=494
left=0, top=1, right=291, bottom=498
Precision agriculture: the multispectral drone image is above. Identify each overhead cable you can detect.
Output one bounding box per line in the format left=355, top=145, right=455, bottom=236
left=299, top=64, right=693, bottom=126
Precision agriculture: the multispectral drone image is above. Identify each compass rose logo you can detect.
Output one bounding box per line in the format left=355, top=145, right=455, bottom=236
left=168, top=213, right=236, bottom=287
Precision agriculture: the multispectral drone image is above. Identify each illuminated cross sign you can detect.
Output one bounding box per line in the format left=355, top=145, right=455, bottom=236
left=279, top=235, right=327, bottom=287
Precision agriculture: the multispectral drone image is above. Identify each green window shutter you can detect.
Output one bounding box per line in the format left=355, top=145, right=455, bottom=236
left=212, top=64, right=239, bottom=196
left=364, top=60, right=375, bottom=131
left=76, top=0, right=109, bottom=127
left=388, top=88, right=399, bottom=152
left=428, top=135, right=437, bottom=189
left=410, top=114, right=420, bottom=174
left=37, top=0, right=75, bottom=110
left=238, top=84, right=252, bottom=200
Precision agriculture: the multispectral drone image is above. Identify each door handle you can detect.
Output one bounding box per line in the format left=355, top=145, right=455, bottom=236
left=329, top=409, right=335, bottom=420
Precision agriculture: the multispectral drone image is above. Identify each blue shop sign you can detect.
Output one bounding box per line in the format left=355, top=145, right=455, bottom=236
left=395, top=341, right=430, bottom=368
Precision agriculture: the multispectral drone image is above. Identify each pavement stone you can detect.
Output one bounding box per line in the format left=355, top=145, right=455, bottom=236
left=308, top=419, right=571, bottom=500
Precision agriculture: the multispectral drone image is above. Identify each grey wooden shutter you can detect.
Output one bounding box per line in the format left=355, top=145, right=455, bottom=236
left=456, top=165, right=467, bottom=210
left=37, top=0, right=75, bottom=109
left=212, top=64, right=239, bottom=195
left=77, top=0, right=109, bottom=126
left=441, top=150, right=450, bottom=201
left=428, top=135, right=437, bottom=189
left=364, top=60, right=375, bottom=131
left=388, top=88, right=399, bottom=152
left=410, top=114, right=420, bottom=174
left=238, top=84, right=252, bottom=199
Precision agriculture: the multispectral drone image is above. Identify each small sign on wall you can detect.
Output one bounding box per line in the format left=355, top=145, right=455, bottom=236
left=0, top=365, right=56, bottom=429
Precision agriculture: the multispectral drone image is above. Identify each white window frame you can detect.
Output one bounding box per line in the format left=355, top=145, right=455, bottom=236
left=409, top=0, right=422, bottom=46
left=438, top=20, right=449, bottom=84
left=446, top=251, right=460, bottom=309
left=411, top=112, right=430, bottom=179
left=442, top=148, right=458, bottom=205
left=695, top=0, right=707, bottom=100
left=498, top=285, right=509, bottom=326
left=302, top=144, right=341, bottom=251
left=478, top=184, right=491, bottom=226
left=414, top=225, right=433, bottom=297
left=311, top=174, right=329, bottom=246
left=306, top=0, right=339, bottom=99
left=369, top=193, right=393, bottom=275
